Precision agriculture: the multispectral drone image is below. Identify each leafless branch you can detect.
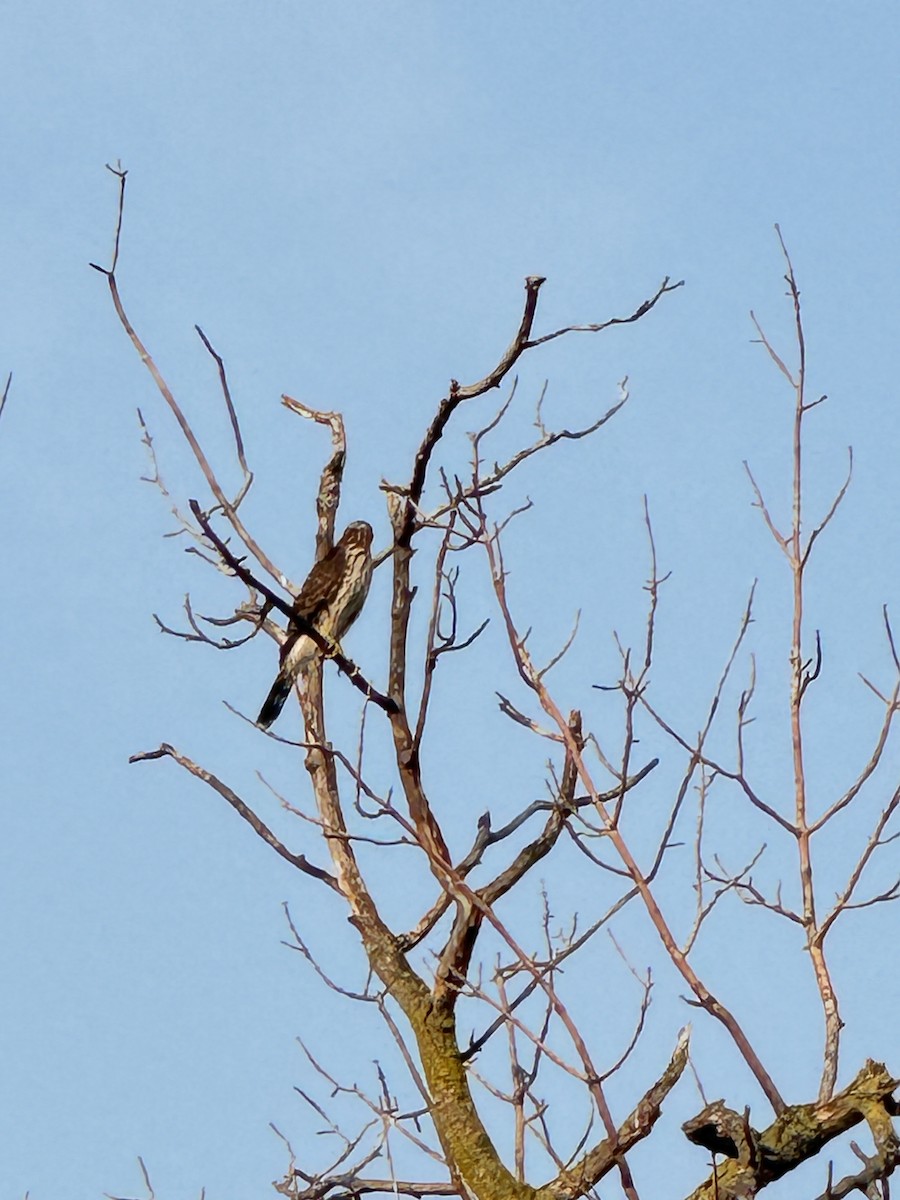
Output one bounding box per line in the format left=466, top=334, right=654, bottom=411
left=129, top=743, right=339, bottom=888
left=812, top=676, right=900, bottom=831
left=281, top=395, right=347, bottom=553
left=743, top=460, right=789, bottom=554
left=152, top=592, right=261, bottom=649
left=749, top=307, right=796, bottom=389
left=435, top=379, right=633, bottom=525
left=803, top=446, right=853, bottom=565
left=194, top=324, right=253, bottom=506
left=476, top=498, right=785, bottom=1113
left=527, top=276, right=683, bottom=348
left=819, top=784, right=900, bottom=938
left=104, top=1156, right=156, bottom=1200
left=390, top=273, right=680, bottom=550
left=92, top=165, right=283, bottom=584
left=0, top=372, right=12, bottom=423
left=281, top=904, right=376, bottom=1002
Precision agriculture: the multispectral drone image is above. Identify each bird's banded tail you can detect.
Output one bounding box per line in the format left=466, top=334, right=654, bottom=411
left=256, top=672, right=293, bottom=729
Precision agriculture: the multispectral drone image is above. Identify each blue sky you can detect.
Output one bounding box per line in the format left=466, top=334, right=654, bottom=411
left=2, top=4, right=900, bottom=1198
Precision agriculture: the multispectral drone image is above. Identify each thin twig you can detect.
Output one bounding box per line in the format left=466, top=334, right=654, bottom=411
left=129, top=743, right=339, bottom=888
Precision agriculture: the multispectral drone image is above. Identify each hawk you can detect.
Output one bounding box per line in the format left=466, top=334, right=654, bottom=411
left=256, top=521, right=374, bottom=729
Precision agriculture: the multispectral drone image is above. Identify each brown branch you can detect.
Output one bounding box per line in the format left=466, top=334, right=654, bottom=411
left=527, top=276, right=683, bottom=349
left=743, top=460, right=789, bottom=554
left=463, top=884, right=644, bottom=1062
left=287, top=665, right=486, bottom=1200
left=357, top=766, right=646, bottom=1197
left=811, top=673, right=900, bottom=831
left=443, top=876, right=643, bottom=1197
left=153, top=592, right=260, bottom=650
left=764, top=229, right=842, bottom=1102
left=818, top=783, right=900, bottom=939
left=290, top=1179, right=459, bottom=1200
left=414, top=512, right=463, bottom=749
left=459, top=975, right=591, bottom=1087
left=129, top=743, right=339, bottom=888
left=384, top=277, right=678, bottom=961
left=91, top=165, right=283, bottom=584
left=281, top=903, right=375, bottom=1002
left=435, top=710, right=587, bottom=995
left=458, top=737, right=648, bottom=951
left=599, top=932, right=653, bottom=1082
left=478, top=504, right=785, bottom=1114
left=685, top=1059, right=899, bottom=1200
left=136, top=406, right=218, bottom=548
left=685, top=844, right=769, bottom=953
left=294, top=1040, right=443, bottom=1166
left=194, top=324, right=253, bottom=506
left=396, top=275, right=549, bottom=554
left=398, top=759, right=657, bottom=957
left=393, top=273, right=680, bottom=554
left=0, top=372, right=11, bottom=423
left=104, top=1155, right=157, bottom=1200
left=425, top=379, right=631, bottom=528
left=281, top=395, right=347, bottom=556
left=375, top=996, right=434, bottom=1114
left=640, top=693, right=797, bottom=839
left=803, top=445, right=853, bottom=566
left=813, top=1120, right=900, bottom=1200
left=387, top=276, right=556, bottom=733
left=750, top=308, right=796, bottom=389
left=708, top=864, right=803, bottom=927
left=496, top=693, right=562, bottom=740
left=546, top=1028, right=690, bottom=1200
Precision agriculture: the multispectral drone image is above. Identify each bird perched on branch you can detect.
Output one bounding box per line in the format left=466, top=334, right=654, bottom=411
left=256, top=521, right=374, bottom=729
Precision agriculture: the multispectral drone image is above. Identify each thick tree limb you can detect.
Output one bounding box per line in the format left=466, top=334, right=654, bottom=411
left=544, top=1028, right=690, bottom=1200
left=684, top=1060, right=899, bottom=1200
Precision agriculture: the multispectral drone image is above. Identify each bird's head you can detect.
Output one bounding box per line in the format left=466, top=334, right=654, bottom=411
left=342, top=521, right=374, bottom=549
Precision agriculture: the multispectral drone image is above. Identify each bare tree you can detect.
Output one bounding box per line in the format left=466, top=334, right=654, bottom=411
left=94, top=168, right=899, bottom=1200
